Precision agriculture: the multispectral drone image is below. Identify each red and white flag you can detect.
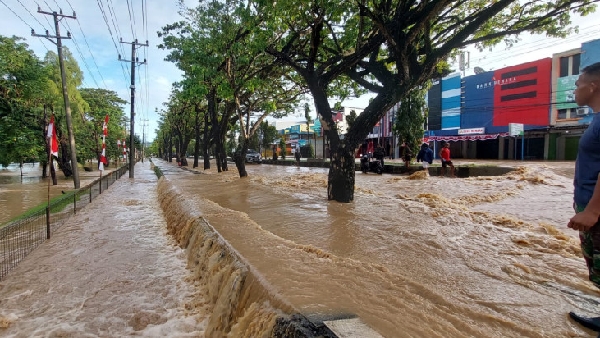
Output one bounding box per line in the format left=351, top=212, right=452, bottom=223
left=99, top=115, right=109, bottom=171
left=122, top=139, right=127, bottom=159
left=47, top=115, right=59, bottom=157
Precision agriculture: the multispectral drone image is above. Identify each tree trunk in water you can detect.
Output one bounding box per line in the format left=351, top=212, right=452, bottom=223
left=42, top=161, right=48, bottom=178
left=168, top=138, right=173, bottom=162
left=193, top=106, right=201, bottom=168
left=235, top=140, right=249, bottom=178
left=58, top=139, right=73, bottom=178
left=202, top=113, right=210, bottom=170
left=214, top=137, right=224, bottom=173
left=327, top=147, right=356, bottom=202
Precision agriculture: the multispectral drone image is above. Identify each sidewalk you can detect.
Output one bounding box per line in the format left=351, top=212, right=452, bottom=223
left=0, top=161, right=203, bottom=337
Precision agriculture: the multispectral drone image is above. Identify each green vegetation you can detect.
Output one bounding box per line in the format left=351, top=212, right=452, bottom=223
left=0, top=35, right=129, bottom=178
left=153, top=0, right=595, bottom=202
left=1, top=189, right=85, bottom=227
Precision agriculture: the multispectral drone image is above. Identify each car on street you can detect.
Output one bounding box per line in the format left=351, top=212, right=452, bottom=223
left=245, top=149, right=262, bottom=163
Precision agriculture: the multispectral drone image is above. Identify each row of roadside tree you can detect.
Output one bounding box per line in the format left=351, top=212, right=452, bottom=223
left=0, top=36, right=136, bottom=185
left=153, top=0, right=596, bottom=202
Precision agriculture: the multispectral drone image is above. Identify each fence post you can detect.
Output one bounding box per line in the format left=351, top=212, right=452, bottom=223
left=46, top=206, right=50, bottom=239
left=99, top=177, right=102, bottom=194
left=89, top=186, right=92, bottom=203
left=74, top=191, right=77, bottom=215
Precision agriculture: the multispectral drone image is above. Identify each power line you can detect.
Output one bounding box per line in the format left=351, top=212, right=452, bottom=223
left=1, top=0, right=51, bottom=53
left=125, top=0, right=136, bottom=40
left=14, top=0, right=51, bottom=31
left=96, top=0, right=131, bottom=93
left=59, top=0, right=110, bottom=89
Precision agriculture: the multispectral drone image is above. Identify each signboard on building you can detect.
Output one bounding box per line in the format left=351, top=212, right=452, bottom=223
left=508, top=123, right=524, bottom=136
left=458, top=127, right=485, bottom=135
left=556, top=75, right=578, bottom=109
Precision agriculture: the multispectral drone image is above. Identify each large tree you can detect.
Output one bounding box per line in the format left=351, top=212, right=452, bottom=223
left=79, top=88, right=127, bottom=167
left=0, top=36, right=52, bottom=170
left=44, top=48, right=89, bottom=177
left=261, top=0, right=596, bottom=202
left=160, top=0, right=303, bottom=177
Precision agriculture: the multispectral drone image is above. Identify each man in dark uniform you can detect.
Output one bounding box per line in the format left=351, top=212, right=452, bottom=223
left=566, top=62, right=600, bottom=332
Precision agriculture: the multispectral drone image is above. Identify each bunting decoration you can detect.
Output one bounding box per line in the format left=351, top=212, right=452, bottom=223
left=99, top=115, right=109, bottom=171
left=47, top=115, right=59, bottom=157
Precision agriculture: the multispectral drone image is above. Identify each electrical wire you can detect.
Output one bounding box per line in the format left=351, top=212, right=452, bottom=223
left=2, top=0, right=52, bottom=53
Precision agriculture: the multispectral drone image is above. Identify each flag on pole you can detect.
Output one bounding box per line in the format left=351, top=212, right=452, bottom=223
left=99, top=115, right=109, bottom=171
left=47, top=115, right=59, bottom=157
left=122, top=139, right=127, bottom=159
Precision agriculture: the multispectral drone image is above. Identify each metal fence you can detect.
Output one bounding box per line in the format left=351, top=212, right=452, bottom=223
left=0, top=166, right=129, bottom=280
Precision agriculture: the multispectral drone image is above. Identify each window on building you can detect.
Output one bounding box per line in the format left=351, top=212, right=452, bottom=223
left=558, top=109, right=568, bottom=120
left=572, top=53, right=581, bottom=75
left=560, top=56, right=569, bottom=77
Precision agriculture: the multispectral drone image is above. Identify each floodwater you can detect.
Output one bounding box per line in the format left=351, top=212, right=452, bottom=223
left=0, top=158, right=597, bottom=337
left=0, top=162, right=204, bottom=336
left=155, top=159, right=598, bottom=337
left=0, top=162, right=111, bottom=224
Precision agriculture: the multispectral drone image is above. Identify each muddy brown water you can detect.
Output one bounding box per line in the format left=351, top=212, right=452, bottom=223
left=151, top=159, right=598, bottom=337
left=0, top=159, right=596, bottom=337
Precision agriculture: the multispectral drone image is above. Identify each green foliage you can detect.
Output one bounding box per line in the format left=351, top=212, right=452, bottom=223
left=346, top=110, right=357, bottom=133
left=393, top=87, right=428, bottom=156
left=78, top=88, right=127, bottom=163
left=0, top=36, right=51, bottom=165
left=259, top=121, right=278, bottom=150
left=279, top=138, right=286, bottom=159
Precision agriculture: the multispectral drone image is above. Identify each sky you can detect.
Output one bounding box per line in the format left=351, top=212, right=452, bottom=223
left=1, top=1, right=599, bottom=142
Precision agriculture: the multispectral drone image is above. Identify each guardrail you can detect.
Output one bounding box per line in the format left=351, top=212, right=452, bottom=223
left=0, top=165, right=128, bottom=281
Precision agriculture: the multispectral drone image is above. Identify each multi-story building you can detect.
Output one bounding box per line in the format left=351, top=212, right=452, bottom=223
left=423, top=37, right=600, bottom=161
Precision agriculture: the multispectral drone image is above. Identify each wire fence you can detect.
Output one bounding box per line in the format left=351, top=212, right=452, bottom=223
left=0, top=166, right=129, bottom=281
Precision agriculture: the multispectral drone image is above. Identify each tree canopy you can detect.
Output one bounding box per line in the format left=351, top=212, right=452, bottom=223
left=156, top=0, right=596, bottom=201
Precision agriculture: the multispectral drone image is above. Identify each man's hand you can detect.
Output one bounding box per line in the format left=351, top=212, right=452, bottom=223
left=568, top=209, right=600, bottom=231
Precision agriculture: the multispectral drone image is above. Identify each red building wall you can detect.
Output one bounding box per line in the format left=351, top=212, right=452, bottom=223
left=493, top=58, right=552, bottom=127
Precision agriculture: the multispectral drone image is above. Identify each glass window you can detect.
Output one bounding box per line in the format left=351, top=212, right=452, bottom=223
left=559, top=57, right=569, bottom=77
left=572, top=54, right=581, bottom=75
left=557, top=109, right=568, bottom=120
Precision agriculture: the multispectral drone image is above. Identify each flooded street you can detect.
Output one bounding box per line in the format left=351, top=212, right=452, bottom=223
left=156, top=159, right=597, bottom=337
left=0, top=163, right=115, bottom=225
left=0, top=158, right=596, bottom=337
left=0, top=162, right=204, bottom=337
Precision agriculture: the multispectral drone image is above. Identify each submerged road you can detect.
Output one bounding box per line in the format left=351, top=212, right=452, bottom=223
left=0, top=162, right=203, bottom=337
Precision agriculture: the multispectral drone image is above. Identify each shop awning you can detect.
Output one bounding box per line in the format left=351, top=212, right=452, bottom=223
left=426, top=132, right=510, bottom=142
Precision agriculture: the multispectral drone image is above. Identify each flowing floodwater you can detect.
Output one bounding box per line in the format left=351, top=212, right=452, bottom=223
left=155, top=159, right=598, bottom=337
left=0, top=158, right=596, bottom=337
left=0, top=163, right=205, bottom=337
left=0, top=163, right=112, bottom=224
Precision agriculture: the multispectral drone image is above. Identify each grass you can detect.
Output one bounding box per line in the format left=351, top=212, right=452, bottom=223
left=1, top=188, right=88, bottom=227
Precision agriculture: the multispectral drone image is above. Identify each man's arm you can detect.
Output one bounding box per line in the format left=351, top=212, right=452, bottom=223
left=569, top=173, right=600, bottom=231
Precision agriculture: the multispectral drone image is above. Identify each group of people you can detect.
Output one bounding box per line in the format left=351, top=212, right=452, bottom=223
left=414, top=141, right=455, bottom=177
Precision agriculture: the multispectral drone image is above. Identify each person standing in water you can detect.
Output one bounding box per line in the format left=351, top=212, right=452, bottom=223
left=438, top=141, right=455, bottom=177
left=416, top=143, right=434, bottom=173
left=567, top=62, right=600, bottom=332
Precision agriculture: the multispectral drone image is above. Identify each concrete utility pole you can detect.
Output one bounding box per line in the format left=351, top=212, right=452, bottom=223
left=33, top=8, right=80, bottom=188
left=119, top=39, right=148, bottom=178
left=141, top=118, right=149, bottom=163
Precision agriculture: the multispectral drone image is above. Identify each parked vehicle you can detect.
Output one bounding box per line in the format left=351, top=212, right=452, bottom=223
left=360, top=154, right=383, bottom=174
left=245, top=149, right=262, bottom=163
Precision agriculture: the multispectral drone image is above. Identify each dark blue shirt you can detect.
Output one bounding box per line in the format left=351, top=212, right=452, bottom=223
left=575, top=112, right=600, bottom=207
left=417, top=147, right=434, bottom=164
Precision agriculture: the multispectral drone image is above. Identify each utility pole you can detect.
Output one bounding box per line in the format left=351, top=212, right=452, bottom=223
left=33, top=7, right=80, bottom=188
left=119, top=39, right=148, bottom=178
left=141, top=118, right=149, bottom=163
